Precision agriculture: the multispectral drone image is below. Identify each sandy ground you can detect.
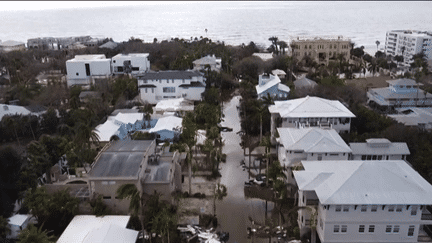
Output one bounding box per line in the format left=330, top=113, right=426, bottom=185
left=345, top=74, right=392, bottom=90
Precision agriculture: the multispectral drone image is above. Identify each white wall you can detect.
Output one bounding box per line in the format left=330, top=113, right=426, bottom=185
left=66, top=59, right=111, bottom=86
left=112, top=54, right=150, bottom=74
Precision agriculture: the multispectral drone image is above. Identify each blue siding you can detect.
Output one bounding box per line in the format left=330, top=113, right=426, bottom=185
left=258, top=84, right=289, bottom=100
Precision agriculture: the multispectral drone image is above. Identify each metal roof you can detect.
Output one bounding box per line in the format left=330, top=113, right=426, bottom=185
left=387, top=78, right=422, bottom=86
left=269, top=96, right=355, bottom=118
left=350, top=139, right=410, bottom=155
left=278, top=127, right=351, bottom=153
left=8, top=214, right=30, bottom=226
left=294, top=160, right=432, bottom=205
left=294, top=77, right=318, bottom=89
left=137, top=70, right=203, bottom=80
left=192, top=54, right=221, bottom=65
left=256, top=74, right=290, bottom=95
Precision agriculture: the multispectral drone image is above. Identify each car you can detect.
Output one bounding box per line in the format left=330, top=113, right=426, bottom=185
left=220, top=126, right=233, bottom=132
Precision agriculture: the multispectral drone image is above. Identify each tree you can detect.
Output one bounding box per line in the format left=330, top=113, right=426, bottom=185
left=116, top=183, right=145, bottom=240
left=0, top=216, right=10, bottom=240
left=375, top=40, right=380, bottom=51
left=0, top=146, right=23, bottom=218
left=278, top=41, right=288, bottom=55
left=253, top=100, right=267, bottom=141
left=213, top=183, right=227, bottom=216
left=140, top=103, right=153, bottom=128
left=367, top=60, right=378, bottom=77
left=17, top=224, right=55, bottom=243
left=39, top=108, right=59, bottom=135
left=268, top=36, right=279, bottom=55
left=179, top=112, right=197, bottom=194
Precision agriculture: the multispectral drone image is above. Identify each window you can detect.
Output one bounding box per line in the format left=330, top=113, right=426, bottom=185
left=76, top=72, right=79, bottom=76
left=367, top=155, right=372, bottom=160
left=371, top=205, right=377, bottom=212
left=172, top=79, right=174, bottom=83
left=396, top=206, right=403, bottom=212
left=378, top=155, right=383, bottom=160
left=320, top=218, right=323, bottom=230
left=103, top=196, right=111, bottom=199
left=163, top=87, right=175, bottom=93
left=335, top=205, right=342, bottom=212
left=393, top=225, right=400, bottom=233
left=372, top=155, right=377, bottom=160
left=166, top=80, right=169, bottom=83
left=109, top=181, right=116, bottom=185
left=341, top=225, right=347, bottom=233
left=101, top=181, right=108, bottom=185
left=343, top=206, right=349, bottom=212
left=386, top=225, right=392, bottom=233
left=361, top=205, right=367, bottom=212
left=388, top=205, right=395, bottom=212
left=369, top=225, right=375, bottom=233
left=361, top=155, right=367, bottom=160
left=145, top=88, right=147, bottom=93
left=411, top=206, right=418, bottom=216
left=359, top=225, right=365, bottom=233
left=152, top=88, right=154, bottom=93
left=182, top=79, right=185, bottom=83
left=334, top=225, right=340, bottom=233
left=408, top=225, right=415, bottom=236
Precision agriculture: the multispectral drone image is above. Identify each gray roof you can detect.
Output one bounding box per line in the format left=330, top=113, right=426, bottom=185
left=193, top=55, right=220, bottom=65
left=90, top=140, right=153, bottom=178
left=294, top=77, right=317, bottom=89
left=178, top=81, right=205, bottom=87
left=387, top=78, right=421, bottom=86
left=99, top=41, right=118, bottom=49
left=0, top=40, right=25, bottom=47
left=137, top=70, right=203, bottom=80
left=369, top=87, right=432, bottom=100
left=350, top=139, right=410, bottom=155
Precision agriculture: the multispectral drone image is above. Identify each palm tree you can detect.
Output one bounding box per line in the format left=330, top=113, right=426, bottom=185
left=368, top=61, right=378, bottom=77
left=375, top=40, right=380, bottom=51
left=0, top=216, right=10, bottom=240
left=213, top=183, right=227, bottom=216
left=253, top=100, right=267, bottom=142
left=117, top=184, right=145, bottom=239
left=269, top=36, right=279, bottom=55
left=17, top=224, right=55, bottom=243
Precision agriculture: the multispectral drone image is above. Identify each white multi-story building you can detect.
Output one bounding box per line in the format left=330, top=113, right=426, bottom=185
left=384, top=30, right=432, bottom=66
left=137, top=70, right=205, bottom=104
left=111, top=53, right=150, bottom=75
left=66, top=54, right=111, bottom=87
left=294, top=160, right=432, bottom=243
left=349, top=138, right=410, bottom=161
left=268, top=96, right=355, bottom=143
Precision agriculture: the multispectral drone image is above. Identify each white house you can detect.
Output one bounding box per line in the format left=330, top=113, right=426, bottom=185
left=148, top=115, right=182, bottom=141
left=137, top=70, right=206, bottom=105
left=57, top=215, right=138, bottom=243
left=388, top=107, right=432, bottom=130
left=66, top=54, right=111, bottom=87
left=277, top=127, right=351, bottom=186
left=154, top=98, right=194, bottom=115
left=349, top=138, right=410, bottom=161
left=255, top=73, right=290, bottom=100
left=0, top=40, right=26, bottom=52
left=192, top=54, right=222, bottom=73
left=294, top=160, right=432, bottom=243
left=111, top=53, right=150, bottom=75
left=269, top=96, right=356, bottom=143
left=7, top=214, right=31, bottom=239
left=252, top=53, right=274, bottom=61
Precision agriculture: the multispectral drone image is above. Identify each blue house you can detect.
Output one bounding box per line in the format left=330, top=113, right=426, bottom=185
left=148, top=115, right=182, bottom=141
left=255, top=73, right=290, bottom=100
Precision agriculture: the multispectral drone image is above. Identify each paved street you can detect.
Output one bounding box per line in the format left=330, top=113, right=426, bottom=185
left=217, top=96, right=275, bottom=243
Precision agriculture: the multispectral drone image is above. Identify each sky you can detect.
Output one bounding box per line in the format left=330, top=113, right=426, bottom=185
left=1, top=1, right=180, bottom=11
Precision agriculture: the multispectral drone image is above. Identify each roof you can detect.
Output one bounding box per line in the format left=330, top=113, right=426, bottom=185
left=294, top=160, right=432, bottom=205
left=350, top=138, right=410, bottom=155
left=99, top=41, right=118, bottom=49
left=89, top=140, right=153, bottom=177
left=252, top=53, right=273, bottom=61
left=144, top=162, right=173, bottom=183
left=94, top=112, right=144, bottom=142
left=193, top=54, right=221, bottom=65
left=294, top=77, right=318, bottom=89
left=256, top=74, right=281, bottom=95
left=149, top=115, right=182, bottom=133
left=137, top=70, right=203, bottom=80
left=387, top=78, right=422, bottom=86
left=154, top=98, right=194, bottom=112
left=277, top=127, right=351, bottom=153
left=272, top=69, right=286, bottom=76
left=0, top=40, right=25, bottom=47
left=112, top=53, right=149, bottom=58
left=0, top=104, right=32, bottom=121
left=68, top=54, right=107, bottom=61
left=8, top=214, right=30, bottom=226
left=57, top=215, right=137, bottom=243
left=269, top=96, right=355, bottom=118
left=368, top=87, right=432, bottom=103
left=388, top=108, right=432, bottom=127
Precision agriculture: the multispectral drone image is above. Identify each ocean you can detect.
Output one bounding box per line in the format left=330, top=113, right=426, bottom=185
left=1, top=1, right=432, bottom=55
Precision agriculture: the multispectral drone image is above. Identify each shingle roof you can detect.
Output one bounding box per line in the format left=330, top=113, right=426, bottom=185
left=294, top=160, right=432, bottom=205
left=277, top=127, right=351, bottom=153
left=269, top=96, right=355, bottom=118
left=137, top=70, right=203, bottom=80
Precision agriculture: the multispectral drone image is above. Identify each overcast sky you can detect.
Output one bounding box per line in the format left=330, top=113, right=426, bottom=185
left=1, top=1, right=178, bottom=11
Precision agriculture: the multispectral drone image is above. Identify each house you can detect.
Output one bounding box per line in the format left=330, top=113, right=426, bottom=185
left=94, top=111, right=149, bottom=142
left=291, top=36, right=351, bottom=66
left=57, top=215, right=138, bottom=243
left=193, top=54, right=222, bottom=73
left=99, top=41, right=118, bottom=50
left=66, top=54, right=111, bottom=87
left=87, top=140, right=181, bottom=213
left=384, top=30, right=432, bottom=66
left=388, top=107, right=432, bottom=130
left=154, top=98, right=194, bottom=115
left=0, top=104, right=32, bottom=121
left=272, top=69, right=286, bottom=79
left=7, top=214, right=32, bottom=239
left=255, top=73, right=290, bottom=100
left=252, top=53, right=274, bottom=61
left=294, top=76, right=318, bottom=90
left=367, top=78, right=432, bottom=109
left=268, top=96, right=355, bottom=142
left=137, top=70, right=206, bottom=105
left=293, top=160, right=432, bottom=243
left=111, top=53, right=150, bottom=75
left=0, top=40, right=26, bottom=52
left=148, top=115, right=182, bottom=141
left=277, top=127, right=351, bottom=187
left=349, top=138, right=410, bottom=161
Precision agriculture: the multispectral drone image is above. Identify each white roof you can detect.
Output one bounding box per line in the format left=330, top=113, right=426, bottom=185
left=149, top=116, right=182, bottom=133
left=0, top=40, right=25, bottom=47
left=269, top=96, right=355, bottom=118
left=294, top=77, right=318, bottom=89
left=112, top=53, right=149, bottom=58
left=294, top=160, right=432, bottom=205
left=94, top=112, right=143, bottom=142
left=277, top=127, right=351, bottom=153
left=57, top=215, right=136, bottom=243
left=154, top=98, right=194, bottom=112
left=272, top=69, right=286, bottom=76
left=256, top=74, right=282, bottom=95
left=196, top=130, right=207, bottom=145
left=68, top=54, right=108, bottom=62
left=193, top=54, right=221, bottom=65
left=8, top=214, right=30, bottom=226
left=0, top=104, right=32, bottom=121
left=388, top=108, right=432, bottom=126
left=350, top=139, right=410, bottom=156
left=252, top=53, right=273, bottom=61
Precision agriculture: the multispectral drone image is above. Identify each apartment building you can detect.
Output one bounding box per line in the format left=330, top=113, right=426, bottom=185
left=0, top=40, right=26, bottom=52
left=111, top=53, right=150, bottom=75
left=384, top=30, right=432, bottom=66
left=137, top=70, right=206, bottom=104
left=291, top=36, right=351, bottom=65
left=66, top=54, right=111, bottom=87
left=294, top=160, right=432, bottom=243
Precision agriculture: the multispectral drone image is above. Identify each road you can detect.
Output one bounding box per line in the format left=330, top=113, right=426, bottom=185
left=217, top=96, right=275, bottom=243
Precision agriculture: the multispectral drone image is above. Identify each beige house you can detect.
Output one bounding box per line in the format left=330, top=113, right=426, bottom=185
left=88, top=140, right=182, bottom=214
left=291, top=36, right=351, bottom=65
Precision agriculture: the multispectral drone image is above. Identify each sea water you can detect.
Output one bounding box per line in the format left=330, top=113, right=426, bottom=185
left=1, top=1, right=431, bottom=55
